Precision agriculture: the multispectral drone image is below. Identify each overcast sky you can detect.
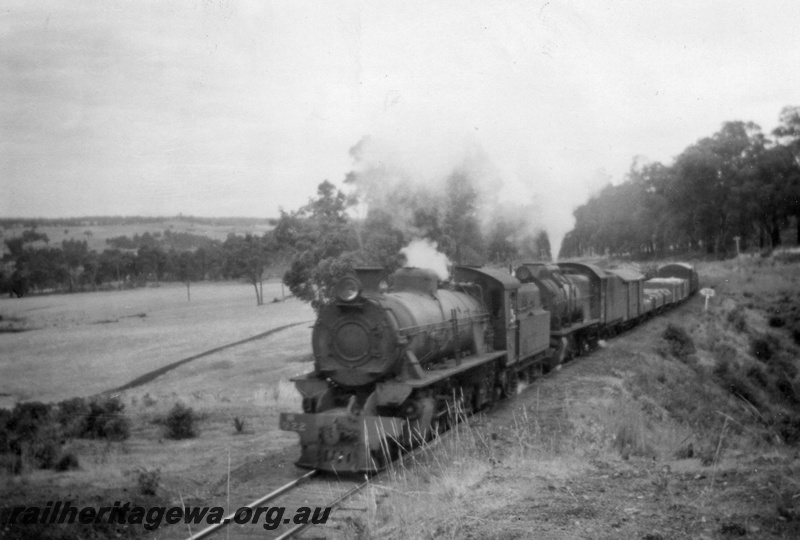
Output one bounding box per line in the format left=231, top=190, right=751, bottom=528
left=2, top=1, right=799, bottom=234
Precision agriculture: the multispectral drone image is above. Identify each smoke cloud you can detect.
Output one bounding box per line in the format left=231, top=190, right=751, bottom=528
left=345, top=135, right=553, bottom=261
left=400, top=239, right=451, bottom=281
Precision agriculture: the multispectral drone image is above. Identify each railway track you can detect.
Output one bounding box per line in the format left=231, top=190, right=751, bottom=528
left=182, top=469, right=367, bottom=540
left=109, top=320, right=312, bottom=393
left=184, top=422, right=457, bottom=540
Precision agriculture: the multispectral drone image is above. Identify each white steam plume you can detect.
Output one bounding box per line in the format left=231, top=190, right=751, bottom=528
left=346, top=136, right=553, bottom=260
left=400, top=239, right=451, bottom=280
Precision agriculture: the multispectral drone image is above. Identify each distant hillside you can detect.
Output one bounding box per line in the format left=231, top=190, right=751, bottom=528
left=0, top=216, right=277, bottom=256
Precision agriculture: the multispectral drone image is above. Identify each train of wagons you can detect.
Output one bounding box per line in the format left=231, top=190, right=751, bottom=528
left=279, top=261, right=699, bottom=473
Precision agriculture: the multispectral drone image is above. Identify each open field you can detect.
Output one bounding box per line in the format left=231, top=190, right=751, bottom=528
left=0, top=280, right=313, bottom=405
left=1, top=256, right=799, bottom=539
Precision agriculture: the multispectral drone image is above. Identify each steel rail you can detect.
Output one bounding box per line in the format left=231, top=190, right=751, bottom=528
left=276, top=425, right=458, bottom=539
left=185, top=469, right=317, bottom=540
left=273, top=478, right=371, bottom=540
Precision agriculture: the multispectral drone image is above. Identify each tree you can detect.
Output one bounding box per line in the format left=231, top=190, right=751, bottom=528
left=359, top=209, right=406, bottom=270
left=61, top=239, right=89, bottom=292
left=277, top=181, right=360, bottom=310
left=137, top=244, right=167, bottom=285
left=773, top=105, right=800, bottom=242
left=442, top=170, right=484, bottom=264
left=535, top=230, right=552, bottom=261
left=98, top=249, right=125, bottom=289
left=173, top=250, right=198, bottom=301
left=562, top=111, right=800, bottom=259
left=223, top=233, right=273, bottom=305
left=486, top=217, right=519, bottom=264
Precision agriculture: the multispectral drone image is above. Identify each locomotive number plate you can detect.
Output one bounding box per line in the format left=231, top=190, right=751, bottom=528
left=281, top=421, right=307, bottom=432
left=279, top=413, right=309, bottom=433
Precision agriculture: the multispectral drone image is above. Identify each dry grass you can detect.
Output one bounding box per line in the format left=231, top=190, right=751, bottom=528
left=339, top=408, right=598, bottom=540
left=330, top=255, right=800, bottom=539
left=0, top=280, right=313, bottom=404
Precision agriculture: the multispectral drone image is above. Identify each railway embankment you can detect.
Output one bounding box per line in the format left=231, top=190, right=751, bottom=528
left=322, top=256, right=800, bottom=539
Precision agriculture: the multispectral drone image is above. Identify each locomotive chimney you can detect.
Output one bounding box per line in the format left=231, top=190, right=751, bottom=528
left=353, top=267, right=390, bottom=293
left=392, top=267, right=439, bottom=295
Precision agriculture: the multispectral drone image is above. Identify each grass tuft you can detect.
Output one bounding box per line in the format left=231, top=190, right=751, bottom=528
left=135, top=467, right=161, bottom=495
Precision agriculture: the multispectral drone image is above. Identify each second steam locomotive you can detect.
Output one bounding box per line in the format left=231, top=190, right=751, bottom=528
left=280, top=262, right=698, bottom=473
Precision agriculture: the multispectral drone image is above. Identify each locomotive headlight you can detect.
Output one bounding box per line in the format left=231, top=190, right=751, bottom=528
left=336, top=276, right=361, bottom=302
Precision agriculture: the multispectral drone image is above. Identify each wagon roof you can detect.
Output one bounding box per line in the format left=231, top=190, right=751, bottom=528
left=647, top=277, right=685, bottom=283
left=606, top=267, right=645, bottom=282
left=556, top=261, right=608, bottom=279
left=454, top=265, right=520, bottom=290
left=658, top=262, right=695, bottom=271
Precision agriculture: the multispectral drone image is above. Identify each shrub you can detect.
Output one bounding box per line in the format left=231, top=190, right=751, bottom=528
left=713, top=359, right=730, bottom=378
left=792, top=324, right=800, bottom=346
left=0, top=452, right=21, bottom=475
left=662, top=323, right=696, bottom=361
left=7, top=402, right=51, bottom=440
left=718, top=369, right=763, bottom=410
left=746, top=363, right=770, bottom=388
left=57, top=397, right=89, bottom=437
left=726, top=307, right=748, bottom=332
left=234, top=417, right=245, bottom=434
left=55, top=395, right=131, bottom=441
left=164, top=403, right=197, bottom=439
left=674, top=443, right=694, bottom=459
left=86, top=397, right=130, bottom=441
left=774, top=415, right=800, bottom=445
left=713, top=343, right=738, bottom=365
left=750, top=335, right=775, bottom=362
left=771, top=355, right=799, bottom=379
left=29, top=435, right=61, bottom=470
left=774, top=377, right=800, bottom=405
left=769, top=316, right=786, bottom=328
left=698, top=445, right=720, bottom=466
left=719, top=523, right=747, bottom=536
left=99, top=416, right=132, bottom=441
left=136, top=467, right=160, bottom=496
left=55, top=452, right=80, bottom=472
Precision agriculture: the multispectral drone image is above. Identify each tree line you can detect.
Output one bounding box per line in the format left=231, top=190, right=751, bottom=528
left=1, top=229, right=282, bottom=305
left=277, top=171, right=552, bottom=311
left=560, top=106, right=800, bottom=259
left=0, top=215, right=276, bottom=229
left=2, top=151, right=555, bottom=310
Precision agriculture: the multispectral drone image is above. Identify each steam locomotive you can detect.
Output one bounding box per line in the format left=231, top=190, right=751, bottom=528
left=279, top=262, right=698, bottom=473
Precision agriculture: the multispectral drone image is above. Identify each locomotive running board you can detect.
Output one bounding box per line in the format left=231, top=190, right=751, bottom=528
left=550, top=318, right=601, bottom=337
left=403, top=351, right=507, bottom=388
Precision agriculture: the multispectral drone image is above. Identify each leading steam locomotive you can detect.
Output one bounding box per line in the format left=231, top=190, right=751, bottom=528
left=279, top=262, right=699, bottom=473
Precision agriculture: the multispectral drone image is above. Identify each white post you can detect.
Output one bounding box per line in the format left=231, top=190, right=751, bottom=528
left=700, top=288, right=715, bottom=312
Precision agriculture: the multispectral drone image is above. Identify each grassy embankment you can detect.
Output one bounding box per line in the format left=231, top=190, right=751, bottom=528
left=333, top=254, right=800, bottom=539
